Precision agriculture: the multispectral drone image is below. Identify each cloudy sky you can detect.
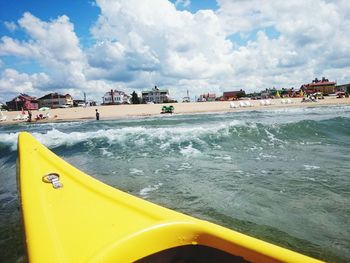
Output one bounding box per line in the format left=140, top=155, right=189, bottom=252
left=0, top=0, right=349, bottom=102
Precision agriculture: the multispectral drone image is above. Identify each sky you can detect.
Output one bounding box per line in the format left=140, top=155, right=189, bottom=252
left=0, top=0, right=350, bottom=102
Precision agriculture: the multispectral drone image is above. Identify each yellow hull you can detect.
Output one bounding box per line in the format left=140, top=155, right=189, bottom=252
left=17, top=132, right=323, bottom=263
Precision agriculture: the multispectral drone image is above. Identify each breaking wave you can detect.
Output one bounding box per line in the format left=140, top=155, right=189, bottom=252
left=1, top=114, right=349, bottom=153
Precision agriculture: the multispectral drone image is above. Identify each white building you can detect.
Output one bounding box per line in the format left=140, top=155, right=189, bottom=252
left=37, top=93, right=73, bottom=108
left=102, top=90, right=130, bottom=104
left=142, top=86, right=170, bottom=103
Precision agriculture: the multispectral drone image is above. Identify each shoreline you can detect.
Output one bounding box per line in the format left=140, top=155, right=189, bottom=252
left=1, top=97, right=349, bottom=125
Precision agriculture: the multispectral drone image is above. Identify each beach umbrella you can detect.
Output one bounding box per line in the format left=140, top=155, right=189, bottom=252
left=39, top=107, right=50, bottom=111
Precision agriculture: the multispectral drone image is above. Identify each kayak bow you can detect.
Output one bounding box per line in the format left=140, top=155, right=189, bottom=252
left=17, top=132, right=323, bottom=263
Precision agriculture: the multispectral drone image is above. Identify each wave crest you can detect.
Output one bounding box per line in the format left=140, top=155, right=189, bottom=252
left=1, top=115, right=349, bottom=152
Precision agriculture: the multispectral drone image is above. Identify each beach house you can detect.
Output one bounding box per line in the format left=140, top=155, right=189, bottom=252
left=301, top=77, right=336, bottom=95
left=198, top=93, right=216, bottom=102
left=336, top=83, right=350, bottom=93
left=102, top=90, right=130, bottom=105
left=37, top=93, right=73, bottom=108
left=142, top=86, right=170, bottom=103
left=6, top=94, right=38, bottom=111
left=223, top=90, right=246, bottom=100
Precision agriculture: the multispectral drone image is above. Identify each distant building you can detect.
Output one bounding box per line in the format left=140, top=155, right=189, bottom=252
left=198, top=93, right=216, bottom=102
left=6, top=94, right=38, bottom=111
left=222, top=90, right=245, bottom=100
left=37, top=93, right=73, bottom=108
left=182, top=96, right=190, bottom=103
left=336, top=83, right=350, bottom=93
left=182, top=90, right=190, bottom=103
left=142, top=86, right=170, bottom=103
left=73, top=100, right=86, bottom=107
left=301, top=77, right=336, bottom=95
left=102, top=90, right=130, bottom=104
left=260, top=89, right=273, bottom=99
left=87, top=100, right=97, bottom=106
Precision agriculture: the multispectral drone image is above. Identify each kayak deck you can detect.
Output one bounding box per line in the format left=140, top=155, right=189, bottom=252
left=17, top=132, right=324, bottom=263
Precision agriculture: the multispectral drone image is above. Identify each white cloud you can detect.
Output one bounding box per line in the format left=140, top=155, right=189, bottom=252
left=88, top=0, right=236, bottom=98
left=0, top=36, right=34, bottom=57
left=87, top=0, right=349, bottom=98
left=0, top=13, right=88, bottom=88
left=0, top=68, right=119, bottom=101
left=17, top=13, right=87, bottom=86
left=4, top=21, right=18, bottom=32
left=0, top=12, right=128, bottom=100
left=216, top=0, right=350, bottom=88
left=216, top=0, right=274, bottom=34
left=0, top=69, right=50, bottom=95
left=0, top=0, right=350, bottom=102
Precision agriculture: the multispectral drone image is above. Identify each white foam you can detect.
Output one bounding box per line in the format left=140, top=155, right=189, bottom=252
left=249, top=145, right=263, bottom=151
left=214, top=155, right=232, bottom=160
left=0, top=132, right=19, bottom=151
left=134, top=138, right=146, bottom=146
left=264, top=129, right=284, bottom=144
left=259, top=152, right=277, bottom=159
left=0, top=119, right=250, bottom=151
left=180, top=144, right=202, bottom=157
left=303, top=164, right=320, bottom=170
left=177, top=162, right=192, bottom=170
left=100, top=148, right=113, bottom=157
left=159, top=142, right=171, bottom=150
left=129, top=168, right=144, bottom=175
left=139, top=183, right=163, bottom=197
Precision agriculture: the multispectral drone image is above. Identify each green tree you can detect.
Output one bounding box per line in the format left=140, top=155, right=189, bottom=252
left=131, top=91, right=140, bottom=104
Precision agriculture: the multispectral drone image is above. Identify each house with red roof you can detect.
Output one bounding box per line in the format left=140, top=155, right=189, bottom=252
left=222, top=90, right=246, bottom=100
left=301, top=77, right=336, bottom=95
left=6, top=94, right=38, bottom=111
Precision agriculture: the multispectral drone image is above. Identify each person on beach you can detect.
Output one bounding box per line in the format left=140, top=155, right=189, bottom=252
left=95, top=109, right=100, bottom=120
left=27, top=110, right=32, bottom=122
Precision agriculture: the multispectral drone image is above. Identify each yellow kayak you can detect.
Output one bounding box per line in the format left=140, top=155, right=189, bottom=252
left=17, top=132, right=323, bottom=263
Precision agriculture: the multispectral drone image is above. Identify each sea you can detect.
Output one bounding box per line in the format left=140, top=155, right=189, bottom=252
left=0, top=105, right=349, bottom=263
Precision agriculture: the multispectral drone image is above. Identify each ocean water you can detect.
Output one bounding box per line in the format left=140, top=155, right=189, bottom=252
left=0, top=105, right=350, bottom=262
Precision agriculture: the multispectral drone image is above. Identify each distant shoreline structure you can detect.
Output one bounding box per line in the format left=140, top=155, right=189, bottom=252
left=1, top=97, right=349, bottom=126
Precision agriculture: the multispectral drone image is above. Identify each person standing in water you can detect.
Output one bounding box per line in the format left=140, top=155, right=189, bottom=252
left=95, top=109, right=100, bottom=120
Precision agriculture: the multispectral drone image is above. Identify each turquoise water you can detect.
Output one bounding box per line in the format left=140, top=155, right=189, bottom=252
left=0, top=105, right=350, bottom=262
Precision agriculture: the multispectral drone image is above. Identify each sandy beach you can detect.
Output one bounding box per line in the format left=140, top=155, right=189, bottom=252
left=1, top=96, right=349, bottom=125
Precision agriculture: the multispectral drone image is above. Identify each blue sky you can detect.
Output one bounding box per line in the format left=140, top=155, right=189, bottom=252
left=0, top=0, right=99, bottom=45
left=0, top=0, right=218, bottom=45
left=0, top=0, right=349, bottom=102
left=171, top=0, right=219, bottom=12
